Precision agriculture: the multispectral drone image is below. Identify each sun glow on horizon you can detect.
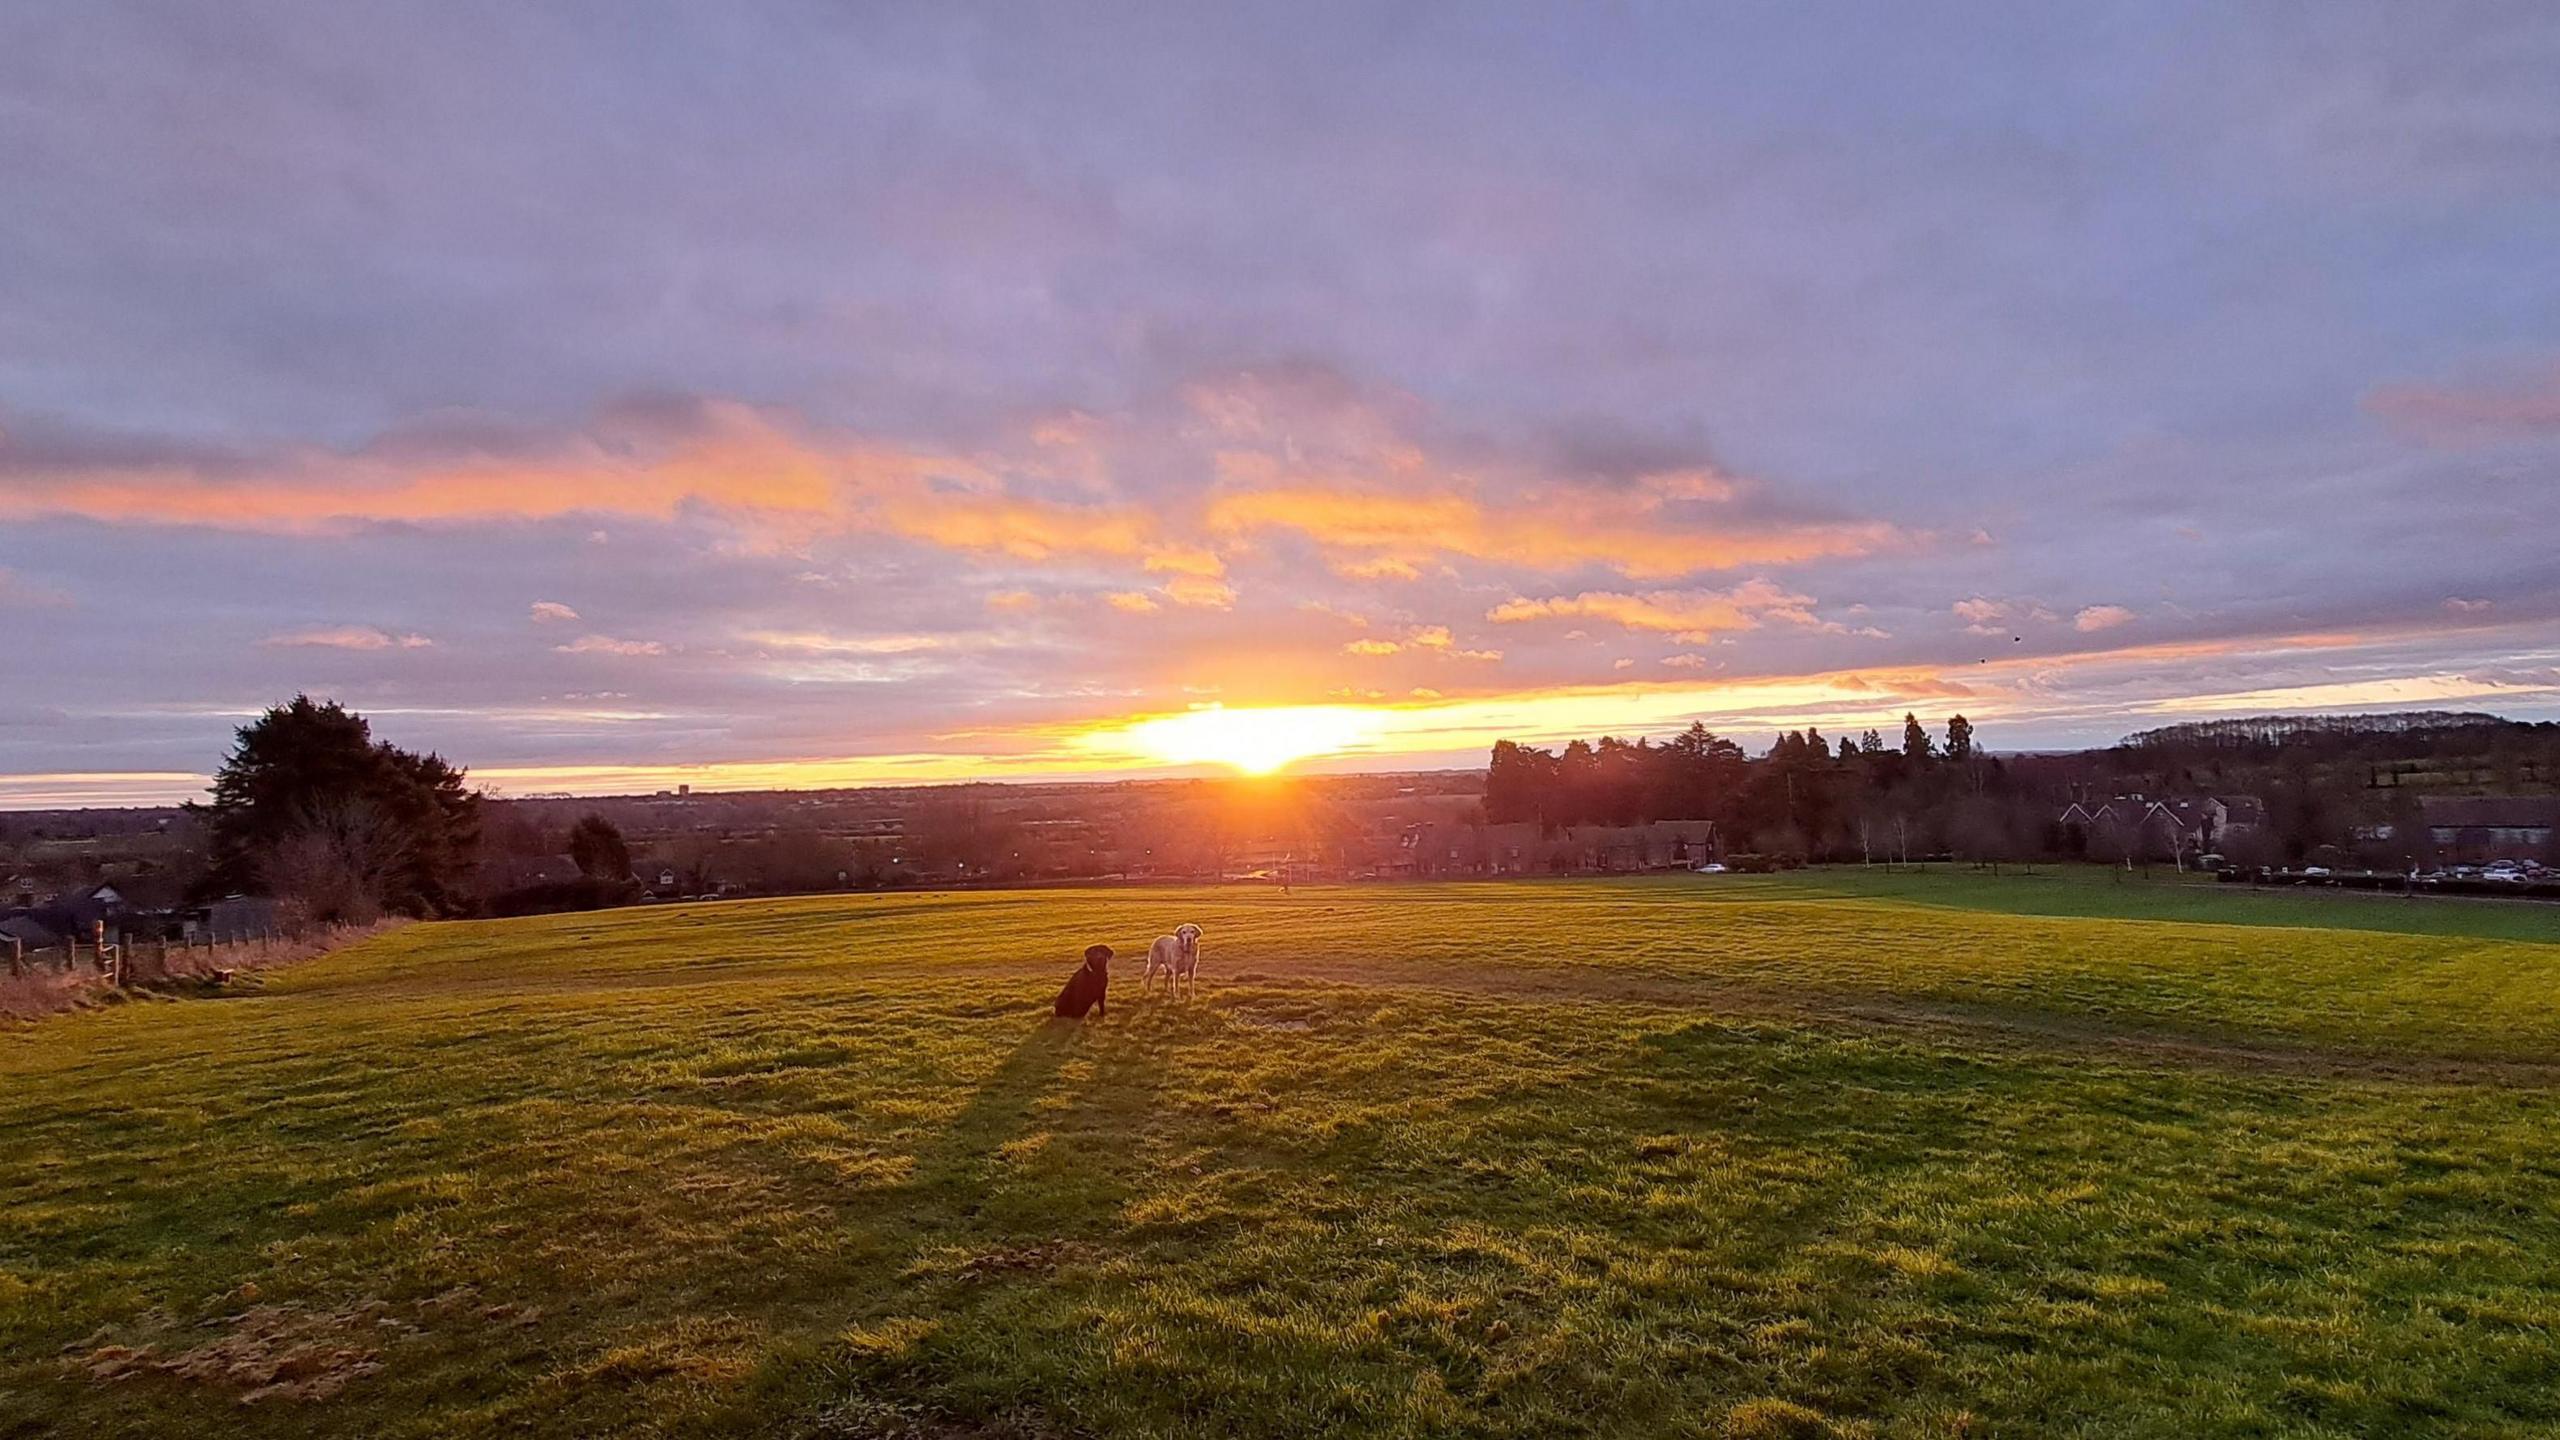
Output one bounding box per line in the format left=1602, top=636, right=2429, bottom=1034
left=1074, top=703, right=1387, bottom=774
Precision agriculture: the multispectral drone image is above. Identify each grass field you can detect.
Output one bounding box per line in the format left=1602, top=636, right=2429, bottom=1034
left=7, top=871, right=2560, bottom=1438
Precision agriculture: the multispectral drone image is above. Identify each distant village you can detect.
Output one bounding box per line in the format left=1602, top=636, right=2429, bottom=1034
left=5, top=708, right=2557, bottom=947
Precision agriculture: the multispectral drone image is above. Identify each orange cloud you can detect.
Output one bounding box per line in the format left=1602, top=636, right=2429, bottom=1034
left=869, top=489, right=1155, bottom=561
left=1487, top=579, right=1830, bottom=637
left=1208, top=484, right=1890, bottom=579
left=1160, top=574, right=1237, bottom=609
left=1144, top=547, right=1227, bottom=578
left=2, top=404, right=1178, bottom=573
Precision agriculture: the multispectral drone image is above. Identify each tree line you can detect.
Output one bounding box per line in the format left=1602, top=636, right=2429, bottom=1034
left=1485, top=713, right=2016, bottom=861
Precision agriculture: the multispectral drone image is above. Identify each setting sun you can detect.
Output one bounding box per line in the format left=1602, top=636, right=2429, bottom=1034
left=1075, top=703, right=1386, bottom=774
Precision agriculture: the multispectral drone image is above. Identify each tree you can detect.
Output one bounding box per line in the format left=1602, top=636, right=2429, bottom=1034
left=1859, top=729, right=1885, bottom=755
left=193, top=695, right=480, bottom=915
left=1902, top=712, right=1935, bottom=762
left=568, top=814, right=631, bottom=880
left=1485, top=740, right=1553, bottom=824
left=1944, top=714, right=1975, bottom=762
left=258, top=796, right=411, bottom=925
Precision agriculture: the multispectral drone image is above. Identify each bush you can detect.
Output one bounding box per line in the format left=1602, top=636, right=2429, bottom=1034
left=482, top=876, right=641, bottom=918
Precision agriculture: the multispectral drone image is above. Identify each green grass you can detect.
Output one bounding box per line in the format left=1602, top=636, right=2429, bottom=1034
left=7, top=879, right=2560, bottom=1438
left=1757, top=863, right=2560, bottom=944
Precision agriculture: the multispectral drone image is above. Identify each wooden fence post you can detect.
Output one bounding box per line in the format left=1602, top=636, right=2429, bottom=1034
left=6, top=935, right=19, bottom=979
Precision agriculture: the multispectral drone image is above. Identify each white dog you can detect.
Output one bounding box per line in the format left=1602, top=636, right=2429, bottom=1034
left=1144, top=922, right=1203, bottom=999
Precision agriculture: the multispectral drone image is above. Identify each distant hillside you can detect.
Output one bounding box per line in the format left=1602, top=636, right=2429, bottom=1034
left=2091, top=711, right=2559, bottom=799
left=2119, top=711, right=2551, bottom=753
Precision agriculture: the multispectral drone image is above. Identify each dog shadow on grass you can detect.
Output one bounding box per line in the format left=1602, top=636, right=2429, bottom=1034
left=899, top=1014, right=1167, bottom=1238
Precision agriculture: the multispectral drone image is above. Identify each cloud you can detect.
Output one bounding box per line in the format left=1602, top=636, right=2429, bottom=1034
left=1661, top=654, right=1710, bottom=669
left=1144, top=547, right=1226, bottom=578
left=2367, top=364, right=2560, bottom=441
left=0, top=402, right=1173, bottom=571
left=2, top=373, right=1903, bottom=597
left=2444, top=597, right=2494, bottom=613
left=1330, top=554, right=1426, bottom=581
left=1104, top=591, right=1161, bottom=614
left=984, top=590, right=1040, bottom=613
left=743, top=631, right=947, bottom=656
left=529, top=600, right=580, bottom=623
left=555, top=634, right=666, bottom=656
left=1343, top=638, right=1403, bottom=656
left=1408, top=625, right=1453, bottom=649
left=2074, top=605, right=2136, bottom=632
left=260, top=625, right=433, bottom=650
left=1488, top=579, right=1834, bottom=637
left=1952, top=596, right=2057, bottom=636
left=1209, top=478, right=1894, bottom=581
left=1159, top=574, right=1237, bottom=609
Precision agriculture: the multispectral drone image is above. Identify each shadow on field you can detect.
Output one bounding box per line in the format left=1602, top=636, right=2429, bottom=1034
left=906, top=1022, right=1080, bottom=1214
left=900, top=1016, right=1173, bottom=1240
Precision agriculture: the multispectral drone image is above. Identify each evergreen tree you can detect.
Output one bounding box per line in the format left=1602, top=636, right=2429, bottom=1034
left=1944, top=714, right=1975, bottom=762
left=194, top=695, right=480, bottom=917
left=1902, top=712, right=1935, bottom=761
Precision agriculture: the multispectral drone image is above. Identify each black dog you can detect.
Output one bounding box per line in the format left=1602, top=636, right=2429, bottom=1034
left=1053, top=943, right=1112, bottom=1019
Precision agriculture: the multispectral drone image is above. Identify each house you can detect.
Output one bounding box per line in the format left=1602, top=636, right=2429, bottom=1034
left=477, top=854, right=586, bottom=893
left=1, top=914, right=63, bottom=956
left=2057, top=794, right=2260, bottom=860
left=199, top=895, right=279, bottom=942
left=2419, top=796, right=2559, bottom=862
left=23, top=882, right=129, bottom=938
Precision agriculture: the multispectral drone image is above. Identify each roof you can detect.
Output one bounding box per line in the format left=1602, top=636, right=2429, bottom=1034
left=2216, top=795, right=2267, bottom=825
left=0, top=916, right=61, bottom=949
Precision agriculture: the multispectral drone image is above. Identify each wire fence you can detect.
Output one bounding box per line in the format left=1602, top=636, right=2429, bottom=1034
left=5, top=925, right=328, bottom=987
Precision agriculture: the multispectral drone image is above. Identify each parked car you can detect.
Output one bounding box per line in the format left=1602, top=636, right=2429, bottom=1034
left=1693, top=862, right=1729, bottom=874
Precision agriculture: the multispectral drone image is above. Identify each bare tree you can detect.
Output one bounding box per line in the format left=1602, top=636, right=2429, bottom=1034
left=258, top=797, right=412, bottom=924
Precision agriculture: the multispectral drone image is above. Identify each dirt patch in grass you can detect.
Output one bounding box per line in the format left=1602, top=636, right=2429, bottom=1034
left=805, top=1396, right=1067, bottom=1439
left=904, top=1240, right=1098, bottom=1284
left=72, top=1301, right=406, bottom=1402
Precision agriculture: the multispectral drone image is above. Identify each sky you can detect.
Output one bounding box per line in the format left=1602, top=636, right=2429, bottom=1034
left=4, top=1, right=2559, bottom=806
